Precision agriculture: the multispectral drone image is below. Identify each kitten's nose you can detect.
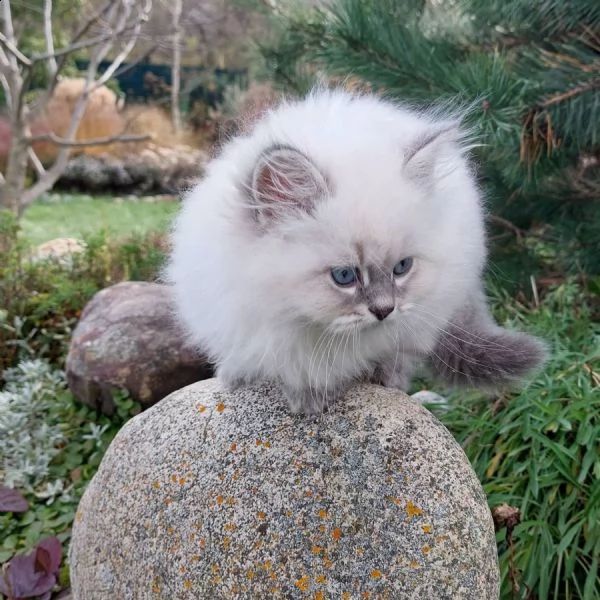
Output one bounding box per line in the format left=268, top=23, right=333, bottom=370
left=369, top=304, right=395, bottom=321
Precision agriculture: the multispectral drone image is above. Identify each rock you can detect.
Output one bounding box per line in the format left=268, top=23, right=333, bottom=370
left=32, top=237, right=86, bottom=265
left=55, top=144, right=206, bottom=195
left=66, top=281, right=213, bottom=414
left=69, top=379, right=500, bottom=599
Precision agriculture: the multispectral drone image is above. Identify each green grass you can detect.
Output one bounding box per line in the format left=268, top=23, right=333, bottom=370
left=427, top=281, right=600, bottom=600
left=20, top=194, right=178, bottom=246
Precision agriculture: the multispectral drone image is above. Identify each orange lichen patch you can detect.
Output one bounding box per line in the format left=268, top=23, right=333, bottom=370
left=178, top=477, right=186, bottom=486
left=257, top=511, right=267, bottom=520
left=256, top=439, right=263, bottom=446
left=196, top=404, right=207, bottom=413
left=211, top=575, right=222, bottom=585
left=362, top=592, right=371, bottom=598
left=246, top=570, right=256, bottom=580
left=311, top=545, right=323, bottom=555
left=227, top=496, right=236, bottom=506
left=422, top=545, right=432, bottom=554
left=270, top=572, right=277, bottom=581
left=323, top=557, right=333, bottom=569
left=263, top=441, right=272, bottom=448
left=199, top=539, right=207, bottom=548
left=295, top=575, right=310, bottom=592
left=216, top=495, right=225, bottom=505
left=316, top=575, right=326, bottom=584
left=319, top=509, right=328, bottom=519
left=191, top=555, right=201, bottom=562
left=230, top=443, right=237, bottom=452
left=371, top=569, right=382, bottom=579
left=386, top=496, right=402, bottom=506
left=315, top=592, right=325, bottom=600
left=216, top=402, right=225, bottom=413
left=343, top=593, right=351, bottom=600
left=304, top=490, right=313, bottom=497
left=224, top=523, right=236, bottom=531
left=211, top=564, right=220, bottom=573
left=410, top=560, right=419, bottom=569
left=435, top=534, right=449, bottom=544
left=223, top=537, right=231, bottom=549
left=422, top=524, right=433, bottom=534
left=152, top=481, right=161, bottom=489
left=261, top=560, right=273, bottom=570
left=171, top=474, right=178, bottom=482
left=405, top=501, right=423, bottom=519
left=179, top=566, right=187, bottom=574
left=164, top=497, right=173, bottom=506
left=167, top=526, right=176, bottom=535
left=319, top=525, right=326, bottom=533
left=332, top=528, right=342, bottom=541
left=183, top=580, right=193, bottom=590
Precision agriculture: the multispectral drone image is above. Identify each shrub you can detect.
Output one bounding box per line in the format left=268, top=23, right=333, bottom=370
left=0, top=210, right=167, bottom=375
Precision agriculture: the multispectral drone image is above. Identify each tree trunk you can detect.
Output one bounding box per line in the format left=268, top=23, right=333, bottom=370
left=0, top=116, right=29, bottom=217
left=171, top=0, right=183, bottom=135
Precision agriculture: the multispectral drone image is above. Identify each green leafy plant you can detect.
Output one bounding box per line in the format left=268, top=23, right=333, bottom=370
left=427, top=281, right=600, bottom=599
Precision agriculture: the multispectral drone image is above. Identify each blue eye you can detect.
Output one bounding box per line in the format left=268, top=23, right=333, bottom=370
left=393, top=257, right=413, bottom=276
left=331, top=266, right=357, bottom=286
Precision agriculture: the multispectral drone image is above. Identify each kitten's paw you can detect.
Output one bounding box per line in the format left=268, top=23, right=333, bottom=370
left=372, top=359, right=415, bottom=391
left=283, top=385, right=341, bottom=415
left=217, top=367, right=249, bottom=392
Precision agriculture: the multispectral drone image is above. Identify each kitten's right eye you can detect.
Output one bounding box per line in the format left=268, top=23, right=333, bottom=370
left=331, top=267, right=357, bottom=286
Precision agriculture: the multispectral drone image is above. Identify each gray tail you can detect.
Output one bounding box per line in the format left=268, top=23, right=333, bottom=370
left=428, top=299, right=548, bottom=388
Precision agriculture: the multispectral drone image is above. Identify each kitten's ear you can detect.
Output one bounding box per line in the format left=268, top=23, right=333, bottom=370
left=403, top=121, right=461, bottom=183
left=250, top=145, right=329, bottom=223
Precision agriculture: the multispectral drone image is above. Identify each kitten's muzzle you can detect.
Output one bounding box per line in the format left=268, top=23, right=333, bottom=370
left=368, top=304, right=395, bottom=321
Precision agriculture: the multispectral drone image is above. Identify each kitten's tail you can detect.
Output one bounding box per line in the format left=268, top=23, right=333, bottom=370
left=429, top=296, right=548, bottom=388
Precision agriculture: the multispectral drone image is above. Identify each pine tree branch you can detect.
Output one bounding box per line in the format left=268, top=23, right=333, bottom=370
left=539, top=78, right=600, bottom=108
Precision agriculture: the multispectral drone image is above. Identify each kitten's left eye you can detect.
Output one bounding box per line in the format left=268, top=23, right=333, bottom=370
left=393, top=257, right=413, bottom=276
left=331, top=266, right=357, bottom=286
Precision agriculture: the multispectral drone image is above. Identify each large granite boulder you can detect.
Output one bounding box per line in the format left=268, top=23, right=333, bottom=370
left=69, top=379, right=500, bottom=599
left=66, top=281, right=213, bottom=414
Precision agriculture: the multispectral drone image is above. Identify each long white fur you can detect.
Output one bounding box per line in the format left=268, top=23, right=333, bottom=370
left=164, top=89, right=487, bottom=407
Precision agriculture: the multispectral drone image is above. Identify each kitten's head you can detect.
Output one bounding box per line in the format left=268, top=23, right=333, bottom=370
left=238, top=100, right=484, bottom=335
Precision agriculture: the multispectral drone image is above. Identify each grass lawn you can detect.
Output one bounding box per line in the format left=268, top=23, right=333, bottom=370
left=20, top=194, right=178, bottom=246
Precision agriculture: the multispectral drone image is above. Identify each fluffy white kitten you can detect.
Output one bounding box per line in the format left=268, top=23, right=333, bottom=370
left=165, top=89, right=546, bottom=414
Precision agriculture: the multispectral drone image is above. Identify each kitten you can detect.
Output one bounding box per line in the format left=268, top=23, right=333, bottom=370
left=165, top=89, right=546, bottom=414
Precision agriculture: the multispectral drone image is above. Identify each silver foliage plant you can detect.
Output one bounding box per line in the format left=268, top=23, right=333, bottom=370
left=0, top=360, right=67, bottom=499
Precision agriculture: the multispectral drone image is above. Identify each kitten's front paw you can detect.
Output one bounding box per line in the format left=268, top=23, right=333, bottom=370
left=283, top=385, right=342, bottom=415
left=372, top=360, right=414, bottom=391
left=217, top=367, right=249, bottom=392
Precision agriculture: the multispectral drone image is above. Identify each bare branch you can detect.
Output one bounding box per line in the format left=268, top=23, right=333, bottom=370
left=16, top=0, right=154, bottom=210
left=43, top=0, right=58, bottom=77
left=26, top=132, right=152, bottom=147
left=27, top=148, right=46, bottom=178
left=0, top=73, right=11, bottom=109
left=0, top=33, right=32, bottom=68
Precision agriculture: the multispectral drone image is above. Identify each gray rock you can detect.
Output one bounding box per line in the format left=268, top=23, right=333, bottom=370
left=66, top=281, right=213, bottom=414
left=69, top=379, right=500, bottom=599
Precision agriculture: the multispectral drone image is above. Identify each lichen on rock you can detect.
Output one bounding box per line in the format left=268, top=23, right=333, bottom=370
left=69, top=379, right=500, bottom=599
